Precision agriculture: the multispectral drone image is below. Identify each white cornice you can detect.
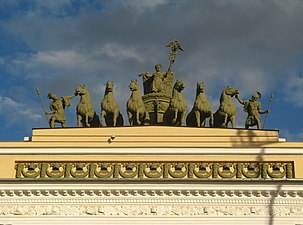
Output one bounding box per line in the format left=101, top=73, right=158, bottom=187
left=0, top=180, right=302, bottom=199
left=1, top=147, right=303, bottom=155
left=0, top=180, right=302, bottom=222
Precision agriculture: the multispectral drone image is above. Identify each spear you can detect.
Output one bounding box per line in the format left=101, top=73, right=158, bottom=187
left=263, top=93, right=273, bottom=129
left=35, top=87, right=49, bottom=123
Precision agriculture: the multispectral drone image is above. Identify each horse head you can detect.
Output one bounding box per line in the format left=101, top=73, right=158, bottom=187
left=105, top=81, right=114, bottom=93
left=75, top=84, right=87, bottom=96
left=129, top=80, right=139, bottom=92
left=173, top=80, right=186, bottom=92
left=224, top=86, right=240, bottom=97
left=196, top=82, right=205, bottom=94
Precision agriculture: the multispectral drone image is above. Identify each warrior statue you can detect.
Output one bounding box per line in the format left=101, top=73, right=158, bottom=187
left=235, top=92, right=269, bottom=129
left=46, top=93, right=75, bottom=128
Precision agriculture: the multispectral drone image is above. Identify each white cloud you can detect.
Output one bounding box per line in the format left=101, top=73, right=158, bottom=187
left=0, top=96, right=42, bottom=124
left=0, top=57, right=4, bottom=65
left=30, top=50, right=100, bottom=73
left=280, top=129, right=303, bottom=142
left=0, top=96, right=19, bottom=109
left=283, top=73, right=303, bottom=107
left=8, top=50, right=102, bottom=81
left=94, top=43, right=144, bottom=62
left=120, top=0, right=169, bottom=12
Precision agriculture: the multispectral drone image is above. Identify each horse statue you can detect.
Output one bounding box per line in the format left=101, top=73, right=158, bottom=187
left=213, top=86, right=239, bottom=128
left=164, top=80, right=187, bottom=126
left=126, top=80, right=150, bottom=125
left=101, top=81, right=124, bottom=127
left=186, top=82, right=213, bottom=127
left=75, top=84, right=100, bottom=127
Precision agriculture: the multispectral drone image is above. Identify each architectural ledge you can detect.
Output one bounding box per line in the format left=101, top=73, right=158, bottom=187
left=3, top=126, right=283, bottom=148
left=0, top=179, right=302, bottom=198
left=0, top=179, right=302, bottom=222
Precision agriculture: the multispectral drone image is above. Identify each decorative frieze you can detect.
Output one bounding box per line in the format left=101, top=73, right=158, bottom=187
left=15, top=161, right=294, bottom=179
left=0, top=180, right=302, bottom=219
left=0, top=204, right=302, bottom=217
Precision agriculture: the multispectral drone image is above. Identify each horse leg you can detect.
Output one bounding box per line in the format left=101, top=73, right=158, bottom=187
left=77, top=114, right=82, bottom=127
left=209, top=112, right=214, bottom=127
left=222, top=113, right=228, bottom=127
left=202, top=119, right=206, bottom=127
left=201, top=114, right=206, bottom=127
left=101, top=110, right=106, bottom=126
left=180, top=111, right=186, bottom=126
left=212, top=111, right=218, bottom=127
left=136, top=111, right=141, bottom=125
left=85, top=113, right=91, bottom=127
left=143, top=110, right=150, bottom=125
left=172, top=109, right=178, bottom=124
left=195, top=111, right=201, bottom=127
left=127, top=110, right=133, bottom=126
left=113, top=110, right=119, bottom=127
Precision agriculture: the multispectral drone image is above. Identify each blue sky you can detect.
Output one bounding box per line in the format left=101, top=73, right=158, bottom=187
left=0, top=0, right=303, bottom=141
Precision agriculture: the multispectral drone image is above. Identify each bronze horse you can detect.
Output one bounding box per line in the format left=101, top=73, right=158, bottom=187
left=164, top=80, right=187, bottom=126
left=101, top=81, right=123, bottom=127
left=126, top=80, right=150, bottom=125
left=75, top=85, right=100, bottom=127
left=186, top=82, right=213, bottom=127
left=213, top=86, right=239, bottom=128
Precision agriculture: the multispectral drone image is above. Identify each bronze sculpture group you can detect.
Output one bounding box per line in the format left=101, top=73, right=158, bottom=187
left=39, top=40, right=270, bottom=129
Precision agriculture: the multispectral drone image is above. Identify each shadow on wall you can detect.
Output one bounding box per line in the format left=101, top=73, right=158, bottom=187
left=268, top=184, right=283, bottom=225
left=231, top=128, right=278, bottom=148
left=233, top=128, right=284, bottom=225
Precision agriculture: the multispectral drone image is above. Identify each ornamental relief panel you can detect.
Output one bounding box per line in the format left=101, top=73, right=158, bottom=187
left=0, top=204, right=302, bottom=217
left=15, top=161, right=294, bottom=179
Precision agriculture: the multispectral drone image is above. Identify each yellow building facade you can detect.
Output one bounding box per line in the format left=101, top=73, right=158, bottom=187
left=0, top=126, right=302, bottom=224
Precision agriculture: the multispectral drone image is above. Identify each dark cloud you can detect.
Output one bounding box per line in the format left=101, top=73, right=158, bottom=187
left=1, top=0, right=303, bottom=139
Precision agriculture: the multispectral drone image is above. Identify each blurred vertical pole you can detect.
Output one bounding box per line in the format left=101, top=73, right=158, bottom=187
left=36, top=87, right=50, bottom=125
